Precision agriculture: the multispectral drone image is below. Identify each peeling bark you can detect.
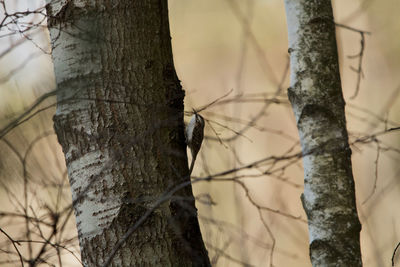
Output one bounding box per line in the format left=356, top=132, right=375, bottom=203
left=284, top=1, right=362, bottom=266
left=47, top=0, right=210, bottom=266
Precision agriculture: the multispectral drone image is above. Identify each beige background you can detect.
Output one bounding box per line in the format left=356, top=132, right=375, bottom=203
left=0, top=0, right=399, bottom=266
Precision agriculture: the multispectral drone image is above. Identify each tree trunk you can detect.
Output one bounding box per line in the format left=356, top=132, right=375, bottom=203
left=283, top=1, right=362, bottom=266
left=46, top=1, right=210, bottom=266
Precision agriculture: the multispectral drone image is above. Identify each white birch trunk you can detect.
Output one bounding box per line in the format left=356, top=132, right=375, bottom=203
left=284, top=1, right=362, bottom=266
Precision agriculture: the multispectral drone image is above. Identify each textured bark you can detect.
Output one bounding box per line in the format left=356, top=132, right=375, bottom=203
left=284, top=1, right=362, bottom=266
left=47, top=0, right=210, bottom=266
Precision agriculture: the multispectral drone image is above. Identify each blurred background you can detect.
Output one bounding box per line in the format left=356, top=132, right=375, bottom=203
left=0, top=0, right=399, bottom=266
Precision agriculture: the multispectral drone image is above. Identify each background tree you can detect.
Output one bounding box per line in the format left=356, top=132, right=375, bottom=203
left=0, top=1, right=400, bottom=267
left=284, top=1, right=362, bottom=265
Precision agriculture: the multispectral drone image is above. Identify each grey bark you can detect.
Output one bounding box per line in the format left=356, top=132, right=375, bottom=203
left=284, top=1, right=362, bottom=266
left=46, top=0, right=210, bottom=266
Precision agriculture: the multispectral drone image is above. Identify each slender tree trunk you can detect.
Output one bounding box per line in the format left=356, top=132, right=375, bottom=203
left=284, top=1, right=362, bottom=266
left=46, top=1, right=210, bottom=266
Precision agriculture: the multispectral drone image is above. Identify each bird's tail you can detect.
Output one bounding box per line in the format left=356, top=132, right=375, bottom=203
left=189, top=155, right=197, bottom=176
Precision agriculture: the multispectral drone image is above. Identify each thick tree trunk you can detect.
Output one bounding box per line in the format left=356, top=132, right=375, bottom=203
left=46, top=1, right=210, bottom=266
left=284, top=1, right=362, bottom=266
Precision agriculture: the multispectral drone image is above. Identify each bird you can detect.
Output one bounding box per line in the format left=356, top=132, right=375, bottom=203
left=185, top=111, right=205, bottom=175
